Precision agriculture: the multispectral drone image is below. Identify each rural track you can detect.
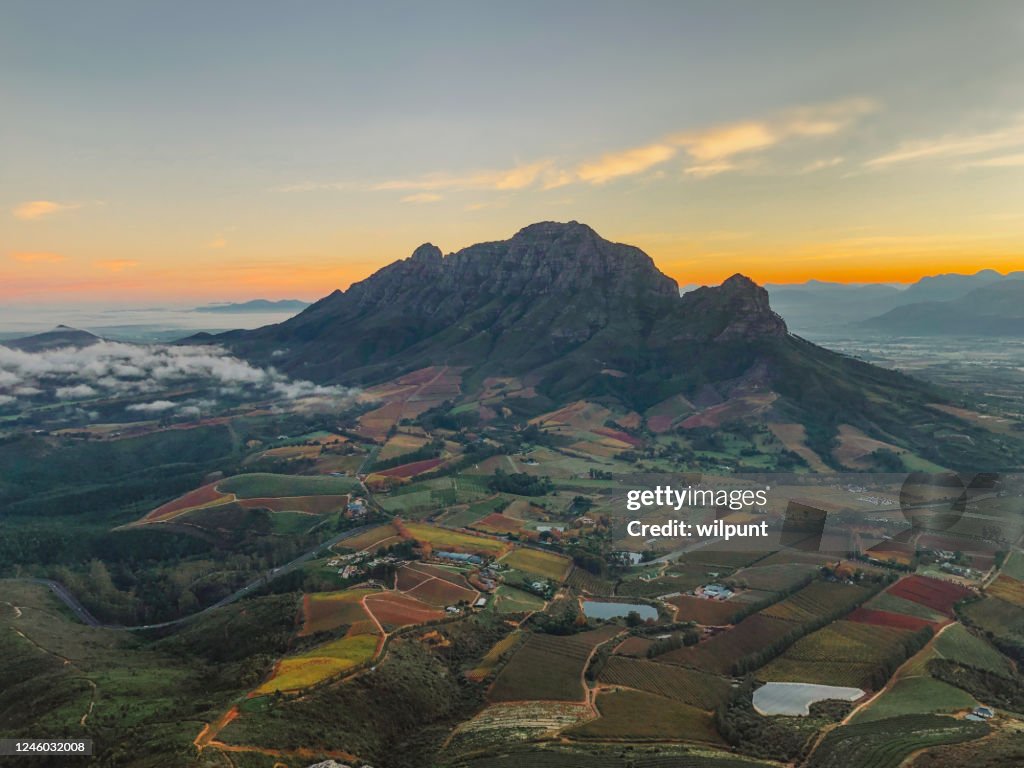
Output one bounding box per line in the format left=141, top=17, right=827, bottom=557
left=8, top=523, right=379, bottom=632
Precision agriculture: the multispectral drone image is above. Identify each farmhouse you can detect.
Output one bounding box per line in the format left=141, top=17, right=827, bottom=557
left=700, top=583, right=734, bottom=600
left=474, top=596, right=488, bottom=608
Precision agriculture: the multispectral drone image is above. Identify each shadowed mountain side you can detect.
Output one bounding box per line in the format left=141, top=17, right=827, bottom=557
left=204, top=222, right=1020, bottom=470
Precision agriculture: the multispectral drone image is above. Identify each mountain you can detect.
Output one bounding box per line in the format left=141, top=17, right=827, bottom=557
left=767, top=269, right=1024, bottom=333
left=767, top=281, right=904, bottom=331
left=862, top=280, right=1024, bottom=336
left=193, top=299, right=311, bottom=313
left=3, top=326, right=101, bottom=352
left=209, top=222, right=1018, bottom=470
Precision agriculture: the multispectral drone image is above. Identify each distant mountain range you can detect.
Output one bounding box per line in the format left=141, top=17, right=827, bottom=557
left=204, top=221, right=1013, bottom=470
left=3, top=325, right=101, bottom=352
left=861, top=279, right=1024, bottom=336
left=193, top=299, right=310, bottom=313
left=768, top=269, right=1024, bottom=334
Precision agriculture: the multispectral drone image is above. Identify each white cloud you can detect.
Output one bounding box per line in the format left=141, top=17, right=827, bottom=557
left=0, top=395, right=15, bottom=406
left=126, top=400, right=178, bottom=413
left=400, top=193, right=444, bottom=204
left=867, top=117, right=1024, bottom=167
left=56, top=383, right=98, bottom=400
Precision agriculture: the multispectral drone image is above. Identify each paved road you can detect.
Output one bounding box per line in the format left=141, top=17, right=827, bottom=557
left=10, top=523, right=377, bottom=632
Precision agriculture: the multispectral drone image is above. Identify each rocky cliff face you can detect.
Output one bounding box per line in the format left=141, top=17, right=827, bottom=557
left=214, top=221, right=788, bottom=396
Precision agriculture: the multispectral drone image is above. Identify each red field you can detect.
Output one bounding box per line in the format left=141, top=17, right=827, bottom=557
left=300, top=590, right=374, bottom=637
left=364, top=592, right=444, bottom=629
left=405, top=577, right=477, bottom=607
left=144, top=481, right=227, bottom=522
left=375, top=458, right=446, bottom=479
left=846, top=607, right=944, bottom=632
left=886, top=575, right=973, bottom=616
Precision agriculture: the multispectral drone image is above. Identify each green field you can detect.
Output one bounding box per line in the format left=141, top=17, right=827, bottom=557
left=218, top=472, right=361, bottom=498
left=933, top=623, right=1014, bottom=676
left=807, top=714, right=989, bottom=768
left=597, top=656, right=731, bottom=708
left=499, top=548, right=572, bottom=580
left=852, top=676, right=976, bottom=723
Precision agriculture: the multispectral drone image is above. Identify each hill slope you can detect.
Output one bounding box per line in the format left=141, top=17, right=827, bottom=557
left=861, top=281, right=1024, bottom=336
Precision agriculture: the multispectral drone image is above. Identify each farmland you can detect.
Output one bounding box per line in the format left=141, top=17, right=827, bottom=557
left=568, top=689, right=722, bottom=743
left=218, top=472, right=362, bottom=498
left=403, top=522, right=509, bottom=556
left=757, top=620, right=920, bottom=689
left=596, top=655, right=731, bottom=708
left=806, top=714, right=989, bottom=768
left=666, top=595, right=742, bottom=625
left=760, top=581, right=868, bottom=624
left=659, top=613, right=793, bottom=674
left=300, top=589, right=376, bottom=636
left=852, top=676, right=976, bottom=723
left=364, top=592, right=445, bottom=629
left=886, top=575, right=973, bottom=616
left=499, top=548, right=572, bottom=581
left=253, top=632, right=380, bottom=695
left=489, top=627, right=620, bottom=702
left=986, top=574, right=1024, bottom=607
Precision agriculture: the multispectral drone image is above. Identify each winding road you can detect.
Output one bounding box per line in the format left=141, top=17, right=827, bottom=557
left=9, top=523, right=378, bottom=631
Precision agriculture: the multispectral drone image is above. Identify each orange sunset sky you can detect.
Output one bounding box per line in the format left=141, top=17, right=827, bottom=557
left=3, top=3, right=1023, bottom=303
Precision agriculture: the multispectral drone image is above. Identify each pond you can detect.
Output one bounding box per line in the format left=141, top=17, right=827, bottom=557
left=582, top=600, right=658, bottom=621
left=753, top=682, right=865, bottom=716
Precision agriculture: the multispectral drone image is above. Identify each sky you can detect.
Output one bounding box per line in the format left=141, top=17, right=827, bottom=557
left=2, top=1, right=1024, bottom=303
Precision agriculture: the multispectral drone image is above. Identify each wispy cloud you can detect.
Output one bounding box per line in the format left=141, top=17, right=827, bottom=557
left=205, top=236, right=228, bottom=249
left=12, top=200, right=82, bottom=220
left=374, top=160, right=557, bottom=192
left=94, top=259, right=139, bottom=272
left=867, top=117, right=1024, bottom=167
left=802, top=156, right=845, bottom=173
left=282, top=98, right=876, bottom=195
left=9, top=251, right=67, bottom=263
left=576, top=143, right=677, bottom=184
left=400, top=192, right=443, bottom=204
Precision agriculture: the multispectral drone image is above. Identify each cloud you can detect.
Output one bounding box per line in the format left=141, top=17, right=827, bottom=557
left=126, top=400, right=178, bottom=413
left=9, top=251, right=67, bottom=263
left=0, top=395, right=15, bottom=406
left=400, top=193, right=443, bottom=204
left=205, top=236, right=228, bottom=249
left=867, top=117, right=1024, bottom=167
left=576, top=143, right=677, bottom=184
left=0, top=341, right=359, bottom=414
left=684, top=161, right=738, bottom=178
left=55, top=383, right=98, bottom=399
left=802, top=156, right=845, bottom=173
left=12, top=200, right=81, bottom=220
left=94, top=259, right=139, bottom=272
left=374, top=160, right=557, bottom=193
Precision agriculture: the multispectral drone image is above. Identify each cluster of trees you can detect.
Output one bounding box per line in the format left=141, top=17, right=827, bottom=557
left=928, top=657, right=1023, bottom=711
left=714, top=677, right=810, bottom=761
left=645, top=629, right=700, bottom=656
left=487, top=469, right=554, bottom=496
left=367, top=438, right=444, bottom=472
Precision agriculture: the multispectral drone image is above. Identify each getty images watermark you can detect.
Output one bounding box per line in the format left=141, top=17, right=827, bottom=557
left=615, top=471, right=1024, bottom=557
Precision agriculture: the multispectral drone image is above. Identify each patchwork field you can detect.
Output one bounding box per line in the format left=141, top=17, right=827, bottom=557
left=467, top=632, right=522, bottom=682
left=760, top=581, right=868, bottom=624
left=404, top=522, right=509, bottom=556
left=596, top=656, right=730, bottom=708
left=666, top=595, right=741, bottom=625
left=864, top=591, right=949, bottom=624
left=489, top=627, right=620, bottom=702
left=886, top=575, right=973, bottom=616
left=846, top=607, right=943, bottom=633
left=757, top=620, right=916, bottom=690
left=253, top=632, right=379, bottom=695
left=340, top=522, right=402, bottom=552
left=235, top=494, right=348, bottom=514
left=806, top=714, right=988, bottom=768
left=364, top=592, right=444, bottom=630
left=141, top=480, right=229, bottom=522
left=853, top=676, right=976, bottom=723
left=217, top=472, right=361, bottom=498
left=499, top=548, right=572, bottom=581
left=659, top=614, right=793, bottom=674
left=986, top=574, right=1024, bottom=607
left=568, top=689, right=722, bottom=743
left=300, top=589, right=376, bottom=637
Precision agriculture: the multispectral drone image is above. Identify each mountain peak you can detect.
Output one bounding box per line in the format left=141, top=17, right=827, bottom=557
left=409, top=243, right=443, bottom=264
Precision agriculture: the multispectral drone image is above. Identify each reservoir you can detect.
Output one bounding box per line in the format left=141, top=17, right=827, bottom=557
left=582, top=600, right=658, bottom=621
left=753, top=682, right=865, bottom=716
